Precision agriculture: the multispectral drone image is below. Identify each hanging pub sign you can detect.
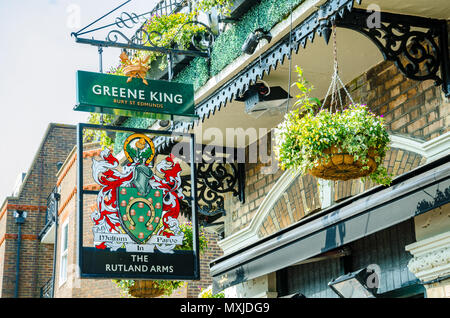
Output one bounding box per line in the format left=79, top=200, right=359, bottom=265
left=77, top=123, right=200, bottom=280
left=74, top=70, right=197, bottom=121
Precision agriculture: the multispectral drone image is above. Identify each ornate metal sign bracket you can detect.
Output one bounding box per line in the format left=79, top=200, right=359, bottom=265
left=170, top=143, right=246, bottom=221
left=71, top=0, right=215, bottom=80
left=335, top=8, right=450, bottom=97
left=182, top=161, right=245, bottom=218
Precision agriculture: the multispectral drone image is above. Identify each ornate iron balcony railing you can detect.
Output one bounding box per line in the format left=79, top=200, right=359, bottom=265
left=40, top=278, right=53, bottom=298
left=38, top=187, right=60, bottom=241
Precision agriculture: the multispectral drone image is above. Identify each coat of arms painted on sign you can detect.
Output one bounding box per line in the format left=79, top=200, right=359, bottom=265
left=91, top=133, right=185, bottom=253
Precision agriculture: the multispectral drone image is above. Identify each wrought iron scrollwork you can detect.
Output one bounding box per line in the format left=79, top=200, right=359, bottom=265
left=105, top=19, right=215, bottom=53
left=181, top=162, right=245, bottom=218
left=72, top=0, right=214, bottom=60
left=106, top=29, right=134, bottom=45
left=115, top=12, right=143, bottom=29
left=336, top=9, right=449, bottom=93
left=199, top=163, right=239, bottom=196
left=38, top=187, right=60, bottom=240
left=172, top=21, right=216, bottom=52
left=197, top=163, right=237, bottom=216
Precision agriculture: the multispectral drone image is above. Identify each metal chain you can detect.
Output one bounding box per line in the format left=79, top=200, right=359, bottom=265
left=331, top=23, right=339, bottom=112
left=321, top=23, right=355, bottom=114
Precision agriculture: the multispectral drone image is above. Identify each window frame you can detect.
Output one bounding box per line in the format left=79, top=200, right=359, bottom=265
left=59, top=219, right=69, bottom=286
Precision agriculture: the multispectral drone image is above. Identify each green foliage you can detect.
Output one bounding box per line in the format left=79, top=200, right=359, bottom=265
left=275, top=67, right=392, bottom=186
left=291, top=66, right=320, bottom=112
left=176, top=222, right=208, bottom=253
left=116, top=12, right=207, bottom=75
left=175, top=0, right=305, bottom=90
left=174, top=56, right=210, bottom=88
left=193, top=0, right=234, bottom=15
left=209, top=0, right=304, bottom=76
left=84, top=113, right=115, bottom=149
left=154, top=280, right=187, bottom=296
left=112, top=279, right=135, bottom=298
left=107, top=0, right=308, bottom=95
left=113, top=117, right=155, bottom=155
left=147, top=12, right=205, bottom=66
left=199, top=285, right=225, bottom=298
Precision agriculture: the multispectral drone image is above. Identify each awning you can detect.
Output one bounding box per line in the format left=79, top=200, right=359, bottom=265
left=210, top=154, right=450, bottom=293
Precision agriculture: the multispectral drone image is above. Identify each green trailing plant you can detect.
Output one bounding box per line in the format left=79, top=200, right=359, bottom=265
left=275, top=66, right=392, bottom=186
left=112, top=223, right=208, bottom=298
left=193, top=0, right=234, bottom=16
left=84, top=113, right=116, bottom=149
left=199, top=285, right=225, bottom=298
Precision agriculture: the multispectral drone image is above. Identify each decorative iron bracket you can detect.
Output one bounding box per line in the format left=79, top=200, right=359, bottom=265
left=71, top=0, right=215, bottom=80
left=335, top=8, right=450, bottom=97
left=169, top=142, right=246, bottom=219
left=182, top=162, right=245, bottom=218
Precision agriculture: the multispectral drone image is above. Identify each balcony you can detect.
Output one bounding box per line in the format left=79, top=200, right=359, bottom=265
left=38, top=188, right=60, bottom=244
left=40, top=278, right=53, bottom=298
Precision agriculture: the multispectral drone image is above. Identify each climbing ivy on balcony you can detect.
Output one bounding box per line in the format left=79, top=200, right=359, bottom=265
left=175, top=0, right=305, bottom=90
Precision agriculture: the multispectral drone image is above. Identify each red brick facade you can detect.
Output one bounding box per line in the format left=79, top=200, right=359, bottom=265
left=0, top=124, right=76, bottom=298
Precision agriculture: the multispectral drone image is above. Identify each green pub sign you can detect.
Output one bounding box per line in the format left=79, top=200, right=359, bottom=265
left=75, top=70, right=197, bottom=121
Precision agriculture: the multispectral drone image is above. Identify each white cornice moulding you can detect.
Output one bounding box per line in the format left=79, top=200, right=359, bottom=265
left=405, top=231, right=450, bottom=282
left=218, top=169, right=302, bottom=255
left=390, top=131, right=450, bottom=163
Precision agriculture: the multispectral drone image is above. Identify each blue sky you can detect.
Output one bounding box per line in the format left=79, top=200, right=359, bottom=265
left=0, top=0, right=158, bottom=202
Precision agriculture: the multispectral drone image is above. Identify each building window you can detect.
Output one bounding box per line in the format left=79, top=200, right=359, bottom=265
left=59, top=221, right=69, bottom=285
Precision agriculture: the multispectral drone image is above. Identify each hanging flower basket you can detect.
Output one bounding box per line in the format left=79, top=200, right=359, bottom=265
left=275, top=66, right=392, bottom=186
left=128, top=280, right=166, bottom=298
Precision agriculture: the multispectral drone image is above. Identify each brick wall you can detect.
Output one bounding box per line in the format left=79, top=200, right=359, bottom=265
left=346, top=60, right=449, bottom=140
left=52, top=143, right=121, bottom=298
left=187, top=231, right=223, bottom=298
left=0, top=124, right=76, bottom=298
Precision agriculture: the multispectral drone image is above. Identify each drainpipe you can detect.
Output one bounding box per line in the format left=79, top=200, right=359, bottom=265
left=13, top=210, right=27, bottom=298
left=51, top=191, right=60, bottom=298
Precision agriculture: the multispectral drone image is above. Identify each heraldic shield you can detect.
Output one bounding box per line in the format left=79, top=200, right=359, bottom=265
left=118, top=187, right=163, bottom=244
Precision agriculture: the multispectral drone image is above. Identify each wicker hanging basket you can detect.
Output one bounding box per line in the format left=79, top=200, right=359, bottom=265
left=128, top=280, right=165, bottom=298
left=309, top=146, right=379, bottom=181
left=307, top=25, right=381, bottom=181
